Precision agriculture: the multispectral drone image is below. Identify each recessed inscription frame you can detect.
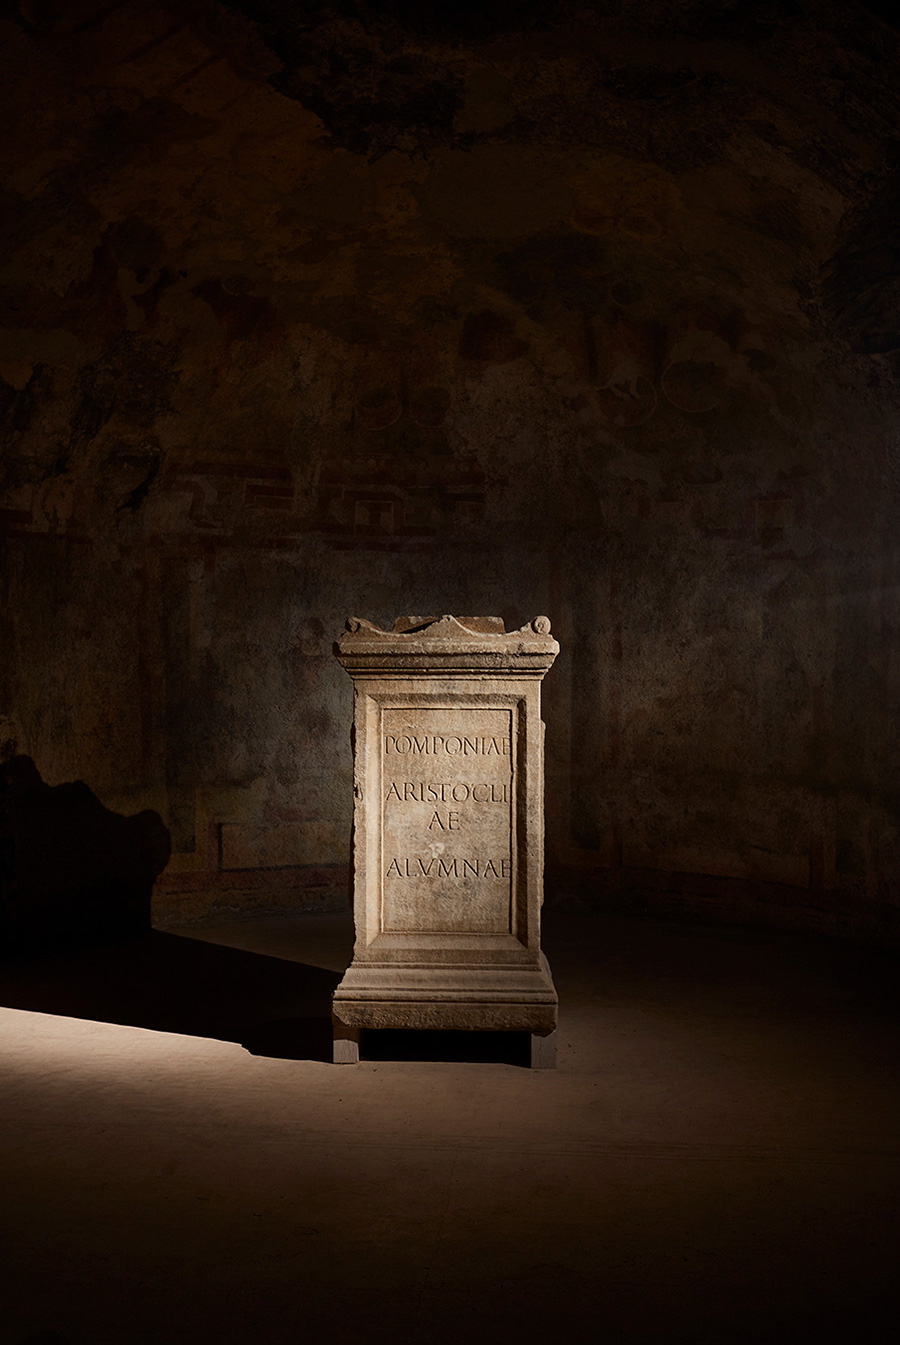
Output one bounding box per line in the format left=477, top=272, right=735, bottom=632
left=332, top=615, right=559, bottom=1062
left=381, top=700, right=515, bottom=939
left=351, top=688, right=544, bottom=962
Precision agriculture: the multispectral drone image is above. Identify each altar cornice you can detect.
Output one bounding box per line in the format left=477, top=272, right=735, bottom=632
left=334, top=614, right=559, bottom=675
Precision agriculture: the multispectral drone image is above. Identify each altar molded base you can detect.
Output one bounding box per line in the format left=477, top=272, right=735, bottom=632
left=332, top=954, right=557, bottom=1066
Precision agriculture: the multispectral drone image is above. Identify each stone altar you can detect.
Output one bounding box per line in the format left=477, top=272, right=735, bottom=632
left=332, top=614, right=559, bottom=1067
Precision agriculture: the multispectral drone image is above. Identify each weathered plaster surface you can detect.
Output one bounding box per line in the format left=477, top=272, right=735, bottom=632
left=3, top=1, right=900, bottom=937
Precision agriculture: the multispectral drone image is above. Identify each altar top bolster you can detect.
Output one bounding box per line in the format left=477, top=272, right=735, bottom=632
left=334, top=614, right=559, bottom=676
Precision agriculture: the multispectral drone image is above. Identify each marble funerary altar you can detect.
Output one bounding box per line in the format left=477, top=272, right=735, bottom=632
left=332, top=614, right=559, bottom=1067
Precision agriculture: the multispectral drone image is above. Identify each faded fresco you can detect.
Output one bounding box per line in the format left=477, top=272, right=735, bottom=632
left=2, top=1, right=900, bottom=938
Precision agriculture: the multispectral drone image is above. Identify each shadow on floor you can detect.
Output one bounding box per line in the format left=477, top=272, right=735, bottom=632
left=360, top=1027, right=532, bottom=1066
left=0, top=930, right=341, bottom=1063
left=0, top=930, right=538, bottom=1067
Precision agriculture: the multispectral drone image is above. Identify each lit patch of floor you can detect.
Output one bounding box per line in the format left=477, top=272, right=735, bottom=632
left=2, top=911, right=899, bottom=1344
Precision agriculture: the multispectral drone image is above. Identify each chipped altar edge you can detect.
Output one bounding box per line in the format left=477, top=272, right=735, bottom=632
left=335, top=614, right=559, bottom=668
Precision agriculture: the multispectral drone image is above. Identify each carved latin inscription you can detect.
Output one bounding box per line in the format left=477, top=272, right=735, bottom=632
left=381, top=707, right=513, bottom=934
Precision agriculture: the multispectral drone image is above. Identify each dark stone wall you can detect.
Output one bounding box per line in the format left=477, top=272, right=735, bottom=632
left=3, top=0, right=900, bottom=938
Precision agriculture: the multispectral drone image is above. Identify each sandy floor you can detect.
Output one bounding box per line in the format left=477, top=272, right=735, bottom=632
left=2, top=910, right=899, bottom=1344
